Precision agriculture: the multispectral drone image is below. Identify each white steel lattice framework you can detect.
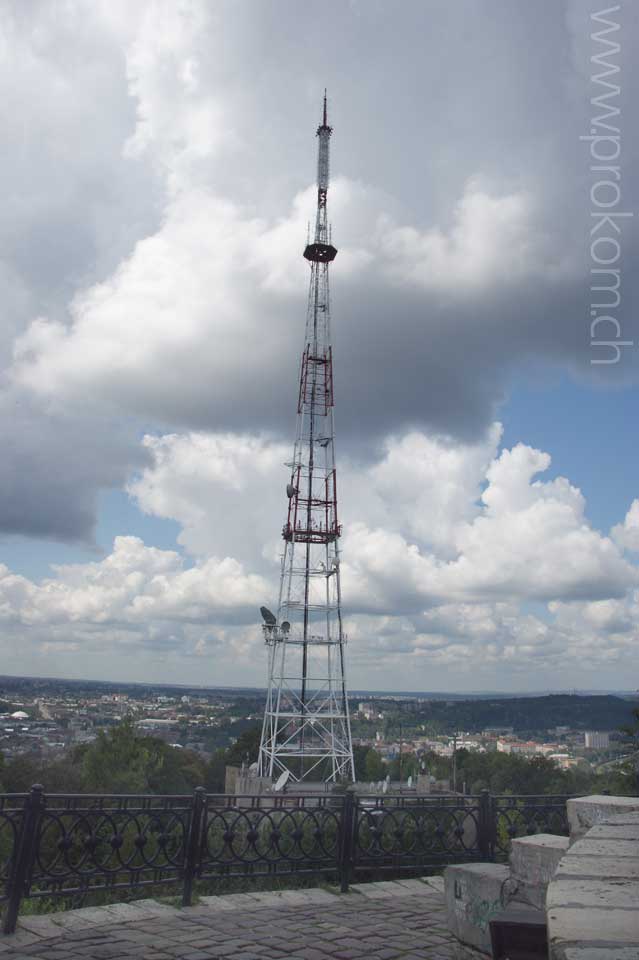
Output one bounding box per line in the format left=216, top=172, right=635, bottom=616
left=258, top=96, right=355, bottom=783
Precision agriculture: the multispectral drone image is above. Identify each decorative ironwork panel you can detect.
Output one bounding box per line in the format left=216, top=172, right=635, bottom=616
left=0, top=795, right=28, bottom=905
left=352, top=795, right=484, bottom=876
left=493, top=795, right=570, bottom=859
left=28, top=794, right=192, bottom=899
left=0, top=787, right=573, bottom=930
left=198, top=794, right=343, bottom=881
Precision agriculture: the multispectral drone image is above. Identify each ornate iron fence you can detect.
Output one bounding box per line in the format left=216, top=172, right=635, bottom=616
left=350, top=794, right=486, bottom=882
left=0, top=786, right=571, bottom=934
left=198, top=793, right=342, bottom=886
left=492, top=794, right=570, bottom=859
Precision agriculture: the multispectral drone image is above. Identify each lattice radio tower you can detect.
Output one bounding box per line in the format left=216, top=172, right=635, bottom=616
left=258, top=95, right=355, bottom=783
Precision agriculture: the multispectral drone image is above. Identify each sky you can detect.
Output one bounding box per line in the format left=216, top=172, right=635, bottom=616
left=1, top=0, right=639, bottom=692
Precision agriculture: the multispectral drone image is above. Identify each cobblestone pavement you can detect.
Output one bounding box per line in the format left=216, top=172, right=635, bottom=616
left=0, top=879, right=455, bottom=960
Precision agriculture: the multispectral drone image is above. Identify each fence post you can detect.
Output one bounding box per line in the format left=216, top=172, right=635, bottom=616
left=477, top=789, right=494, bottom=861
left=3, top=784, right=45, bottom=935
left=182, top=787, right=206, bottom=907
left=338, top=788, right=356, bottom=893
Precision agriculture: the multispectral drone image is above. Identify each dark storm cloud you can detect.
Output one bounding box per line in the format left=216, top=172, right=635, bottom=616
left=0, top=393, right=149, bottom=541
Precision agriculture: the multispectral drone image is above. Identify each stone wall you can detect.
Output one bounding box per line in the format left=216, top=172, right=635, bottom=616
left=445, top=795, right=639, bottom=958
left=566, top=794, right=639, bottom=842
left=547, top=808, right=639, bottom=957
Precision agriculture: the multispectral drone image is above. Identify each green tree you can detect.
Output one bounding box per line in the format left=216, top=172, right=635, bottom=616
left=2, top=753, right=40, bottom=792
left=352, top=745, right=369, bottom=780
left=224, top=724, right=261, bottom=766
left=77, top=717, right=205, bottom=794
left=364, top=749, right=385, bottom=782
left=38, top=755, right=85, bottom=793
left=204, top=749, right=227, bottom=793
left=615, top=706, right=639, bottom=795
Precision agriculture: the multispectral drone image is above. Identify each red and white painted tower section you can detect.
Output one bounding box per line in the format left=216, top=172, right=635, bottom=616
left=258, top=96, right=355, bottom=783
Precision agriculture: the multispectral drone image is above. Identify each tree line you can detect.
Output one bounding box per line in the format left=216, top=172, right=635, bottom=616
left=1, top=715, right=636, bottom=796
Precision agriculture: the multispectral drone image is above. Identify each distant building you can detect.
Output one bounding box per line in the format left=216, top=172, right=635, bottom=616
left=497, top=740, right=539, bottom=757
left=584, top=731, right=610, bottom=750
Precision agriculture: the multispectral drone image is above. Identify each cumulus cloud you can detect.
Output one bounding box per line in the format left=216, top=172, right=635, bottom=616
left=0, top=535, right=268, bottom=627
left=127, top=427, right=638, bottom=616
left=8, top=3, right=619, bottom=449
left=1, top=421, right=637, bottom=687
left=612, top=499, right=639, bottom=552
left=128, top=431, right=288, bottom=562
left=10, top=169, right=582, bottom=443
left=340, top=438, right=636, bottom=608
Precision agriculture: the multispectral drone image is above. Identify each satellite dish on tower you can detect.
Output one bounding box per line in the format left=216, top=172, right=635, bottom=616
left=286, top=484, right=297, bottom=498
left=274, top=770, right=290, bottom=792
left=260, top=606, right=277, bottom=626
left=280, top=621, right=291, bottom=634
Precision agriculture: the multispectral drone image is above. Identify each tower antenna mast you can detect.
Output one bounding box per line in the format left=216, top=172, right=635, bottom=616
left=258, top=94, right=355, bottom=783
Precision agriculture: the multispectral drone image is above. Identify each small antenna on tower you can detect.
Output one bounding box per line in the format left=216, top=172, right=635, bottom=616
left=323, top=88, right=328, bottom=127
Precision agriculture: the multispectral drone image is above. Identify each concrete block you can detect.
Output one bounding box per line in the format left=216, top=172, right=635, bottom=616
left=349, top=882, right=391, bottom=899
left=16, top=915, right=65, bottom=938
left=373, top=879, right=410, bottom=893
left=0, top=929, right=41, bottom=947
left=568, top=836, right=638, bottom=858
left=547, top=906, right=639, bottom=944
left=601, top=811, right=639, bottom=826
left=509, top=833, right=569, bottom=908
left=47, top=911, right=95, bottom=930
left=276, top=890, right=318, bottom=905
left=130, top=899, right=179, bottom=915
left=444, top=862, right=510, bottom=953
left=567, top=796, right=639, bottom=842
left=561, top=949, right=639, bottom=959
left=587, top=823, right=639, bottom=841
left=547, top=877, right=639, bottom=910
left=198, top=895, right=241, bottom=910
left=238, top=891, right=281, bottom=906
left=295, top=888, right=338, bottom=904
left=101, top=901, right=161, bottom=921
left=215, top=892, right=263, bottom=908
left=555, top=855, right=639, bottom=880
left=547, top=809, right=639, bottom=957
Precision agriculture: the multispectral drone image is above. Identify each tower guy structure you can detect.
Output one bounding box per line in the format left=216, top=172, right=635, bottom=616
left=258, top=96, right=355, bottom=784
